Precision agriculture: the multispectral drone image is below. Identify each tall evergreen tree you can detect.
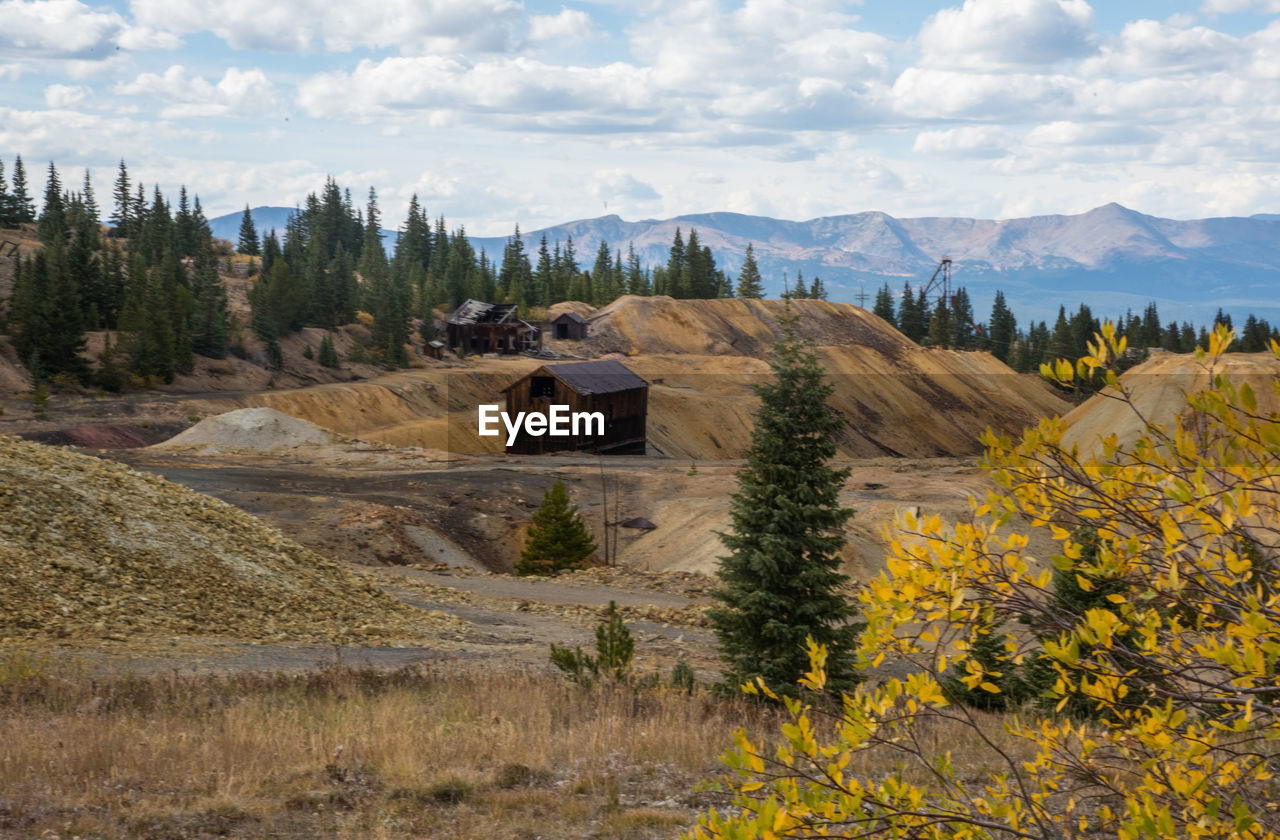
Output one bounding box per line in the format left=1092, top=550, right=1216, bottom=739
left=624, top=243, right=647, bottom=296
left=112, top=159, right=132, bottom=236
left=949, top=287, right=974, bottom=349
left=736, top=243, right=764, bottom=298
left=709, top=320, right=859, bottom=695
left=81, top=168, right=99, bottom=247
left=988, top=290, right=1016, bottom=363
left=237, top=205, right=260, bottom=255
left=37, top=162, right=66, bottom=244
left=0, top=159, right=11, bottom=228
left=897, top=282, right=925, bottom=342
left=11, top=155, right=35, bottom=223
left=666, top=228, right=686, bottom=298
left=872, top=283, right=896, bottom=326
left=927, top=297, right=952, bottom=347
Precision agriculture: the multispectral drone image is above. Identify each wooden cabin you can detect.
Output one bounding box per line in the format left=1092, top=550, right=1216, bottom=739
left=502, top=360, right=648, bottom=455
left=445, top=299, right=541, bottom=355
left=550, top=312, right=588, bottom=340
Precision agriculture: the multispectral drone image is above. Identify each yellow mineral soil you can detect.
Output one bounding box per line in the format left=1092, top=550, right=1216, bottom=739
left=0, top=434, right=456, bottom=643
left=181, top=297, right=1069, bottom=459
left=1062, top=350, right=1280, bottom=457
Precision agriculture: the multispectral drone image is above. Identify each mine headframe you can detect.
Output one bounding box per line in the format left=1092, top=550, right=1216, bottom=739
left=921, top=257, right=952, bottom=309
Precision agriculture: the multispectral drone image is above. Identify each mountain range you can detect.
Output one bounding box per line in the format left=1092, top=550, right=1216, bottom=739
left=210, top=204, right=1280, bottom=325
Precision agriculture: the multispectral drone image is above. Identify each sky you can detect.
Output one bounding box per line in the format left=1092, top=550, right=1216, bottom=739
left=2, top=0, right=1279, bottom=235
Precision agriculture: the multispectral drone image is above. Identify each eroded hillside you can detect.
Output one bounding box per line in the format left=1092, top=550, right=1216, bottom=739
left=1062, top=349, right=1280, bottom=456
left=197, top=297, right=1069, bottom=459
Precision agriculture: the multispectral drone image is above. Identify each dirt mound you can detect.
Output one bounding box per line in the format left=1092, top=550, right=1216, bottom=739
left=22, top=423, right=185, bottom=450
left=177, top=299, right=1069, bottom=459
left=0, top=434, right=452, bottom=643
left=1062, top=350, right=1280, bottom=456
left=583, top=296, right=911, bottom=358
left=152, top=407, right=346, bottom=452
left=547, top=300, right=596, bottom=319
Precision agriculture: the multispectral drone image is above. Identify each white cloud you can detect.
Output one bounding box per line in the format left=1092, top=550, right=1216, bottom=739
left=297, top=56, right=659, bottom=127
left=43, top=82, right=87, bottom=107
left=527, top=8, right=594, bottom=45
left=589, top=169, right=660, bottom=204
left=127, top=0, right=578, bottom=54
left=1201, top=0, right=1280, bottom=14
left=913, top=125, right=1013, bottom=158
left=0, top=107, right=201, bottom=161
left=891, top=67, right=1074, bottom=119
left=1082, top=18, right=1241, bottom=75
left=919, top=0, right=1096, bottom=69
left=0, top=0, right=177, bottom=59
left=114, top=65, right=279, bottom=118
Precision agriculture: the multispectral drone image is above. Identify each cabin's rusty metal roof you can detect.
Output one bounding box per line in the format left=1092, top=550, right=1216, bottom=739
left=545, top=360, right=646, bottom=395
left=503, top=359, right=647, bottom=395
left=551, top=311, right=587, bottom=324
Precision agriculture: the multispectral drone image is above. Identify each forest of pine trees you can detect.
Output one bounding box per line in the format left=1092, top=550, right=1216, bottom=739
left=866, top=281, right=1280, bottom=372
left=4, top=158, right=230, bottom=387
left=2, top=155, right=1277, bottom=393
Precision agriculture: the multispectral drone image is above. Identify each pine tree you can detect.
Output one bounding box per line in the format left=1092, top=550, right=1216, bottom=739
left=949, top=287, right=974, bottom=349
left=237, top=205, right=260, bottom=255
left=988, top=290, right=1016, bottom=362
left=0, top=158, right=11, bottom=228
left=927, top=297, right=952, bottom=347
left=517, top=477, right=597, bottom=575
left=11, top=155, right=35, bottom=223
left=872, top=283, right=896, bottom=326
left=112, top=159, right=132, bottom=236
left=81, top=168, right=99, bottom=248
left=318, top=332, right=340, bottom=368
left=736, top=243, right=765, bottom=298
left=709, top=319, right=859, bottom=696
left=37, top=162, right=66, bottom=244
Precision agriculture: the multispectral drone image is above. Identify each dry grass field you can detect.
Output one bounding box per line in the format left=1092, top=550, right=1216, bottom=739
left=0, top=651, right=1037, bottom=840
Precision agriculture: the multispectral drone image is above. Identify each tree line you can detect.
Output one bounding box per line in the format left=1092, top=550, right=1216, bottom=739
left=4, top=158, right=229, bottom=389
left=870, top=281, right=1280, bottom=371
left=3, top=155, right=1275, bottom=390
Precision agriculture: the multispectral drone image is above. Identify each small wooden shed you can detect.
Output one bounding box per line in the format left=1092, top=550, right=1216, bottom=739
left=502, top=360, right=648, bottom=455
left=551, top=312, right=588, bottom=341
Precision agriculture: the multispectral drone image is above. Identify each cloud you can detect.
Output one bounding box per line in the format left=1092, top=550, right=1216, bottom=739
left=127, top=0, right=580, bottom=54
left=1201, top=0, right=1280, bottom=14
left=0, top=0, right=177, bottom=59
left=527, top=8, right=594, bottom=45
left=919, top=0, right=1096, bottom=69
left=43, top=82, right=88, bottom=107
left=296, top=0, right=891, bottom=143
left=912, top=125, right=1013, bottom=158
left=114, top=65, right=279, bottom=118
left=0, top=107, right=202, bottom=161
left=1082, top=17, right=1241, bottom=75
left=589, top=169, right=660, bottom=203
left=296, top=55, right=660, bottom=127
left=891, top=67, right=1074, bottom=119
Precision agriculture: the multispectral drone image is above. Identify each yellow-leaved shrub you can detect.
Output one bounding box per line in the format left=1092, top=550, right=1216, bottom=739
left=690, top=324, right=1280, bottom=840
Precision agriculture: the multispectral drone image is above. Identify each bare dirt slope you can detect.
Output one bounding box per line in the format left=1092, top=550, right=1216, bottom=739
left=1062, top=350, right=1280, bottom=456
left=173, top=297, right=1068, bottom=459
left=0, top=434, right=454, bottom=644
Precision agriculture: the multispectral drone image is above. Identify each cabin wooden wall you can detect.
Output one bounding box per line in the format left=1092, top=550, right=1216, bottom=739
left=505, top=369, right=647, bottom=454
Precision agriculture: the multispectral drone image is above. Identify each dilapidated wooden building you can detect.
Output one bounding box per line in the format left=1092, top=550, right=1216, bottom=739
left=445, top=299, right=541, bottom=355
left=550, top=312, right=588, bottom=341
left=502, top=360, right=648, bottom=455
